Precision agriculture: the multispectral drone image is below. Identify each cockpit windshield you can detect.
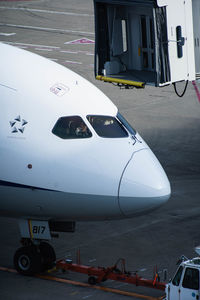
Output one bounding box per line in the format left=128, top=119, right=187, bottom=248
left=117, top=112, right=136, bottom=136
left=52, top=116, right=92, bottom=139
left=52, top=113, right=136, bottom=140
left=87, top=115, right=128, bottom=138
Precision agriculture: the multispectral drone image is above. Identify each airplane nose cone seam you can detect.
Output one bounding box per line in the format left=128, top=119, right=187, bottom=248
left=118, top=149, right=171, bottom=216
left=118, top=154, right=133, bottom=216
left=117, top=149, right=148, bottom=216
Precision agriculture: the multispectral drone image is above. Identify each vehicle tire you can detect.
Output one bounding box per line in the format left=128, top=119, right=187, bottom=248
left=88, top=276, right=97, bottom=285
left=14, top=246, right=42, bottom=276
left=39, top=242, right=56, bottom=271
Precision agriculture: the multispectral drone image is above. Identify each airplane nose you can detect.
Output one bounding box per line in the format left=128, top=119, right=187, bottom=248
left=118, top=149, right=171, bottom=216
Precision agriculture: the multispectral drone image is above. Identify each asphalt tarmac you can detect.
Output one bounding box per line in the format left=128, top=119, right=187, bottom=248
left=0, top=0, right=200, bottom=299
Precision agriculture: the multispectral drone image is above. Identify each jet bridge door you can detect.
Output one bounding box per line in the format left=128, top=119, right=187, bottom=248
left=94, top=0, right=171, bottom=86
left=94, top=0, right=196, bottom=88
left=192, top=0, right=200, bottom=77
left=163, top=0, right=195, bottom=84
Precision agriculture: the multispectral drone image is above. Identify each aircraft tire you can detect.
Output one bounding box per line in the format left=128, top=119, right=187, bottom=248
left=39, top=242, right=56, bottom=271
left=14, top=245, right=42, bottom=276
left=88, top=276, right=97, bottom=285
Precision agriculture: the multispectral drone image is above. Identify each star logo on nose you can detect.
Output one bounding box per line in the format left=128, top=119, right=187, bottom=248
left=9, top=115, right=28, bottom=134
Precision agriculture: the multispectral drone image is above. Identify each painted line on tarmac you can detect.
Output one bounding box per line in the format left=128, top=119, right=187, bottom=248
left=0, top=32, right=15, bottom=36
left=0, top=41, right=60, bottom=49
left=0, top=41, right=94, bottom=67
left=0, top=23, right=94, bottom=36
left=1, top=42, right=94, bottom=56
left=17, top=46, right=28, bottom=49
left=35, top=48, right=53, bottom=52
left=82, top=295, right=93, bottom=299
left=37, top=275, right=165, bottom=300
left=0, top=266, right=17, bottom=273
left=60, top=50, right=78, bottom=54
left=65, top=60, right=82, bottom=65
left=0, top=6, right=94, bottom=17
left=0, top=266, right=164, bottom=300
left=65, top=38, right=94, bottom=45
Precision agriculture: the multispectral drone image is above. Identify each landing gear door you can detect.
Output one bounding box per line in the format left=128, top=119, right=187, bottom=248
left=19, top=219, right=51, bottom=240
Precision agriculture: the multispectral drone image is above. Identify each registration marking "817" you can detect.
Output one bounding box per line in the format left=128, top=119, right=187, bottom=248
left=32, top=225, right=46, bottom=235
left=19, top=219, right=51, bottom=240
left=28, top=220, right=51, bottom=239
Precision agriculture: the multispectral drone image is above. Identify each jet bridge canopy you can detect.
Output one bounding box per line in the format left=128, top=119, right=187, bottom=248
left=93, top=0, right=196, bottom=88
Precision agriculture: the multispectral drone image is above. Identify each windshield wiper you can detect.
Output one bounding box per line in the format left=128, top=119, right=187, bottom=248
left=131, top=134, right=142, bottom=144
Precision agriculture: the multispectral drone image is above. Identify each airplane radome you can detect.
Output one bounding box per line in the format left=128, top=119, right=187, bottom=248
left=0, top=42, right=171, bottom=275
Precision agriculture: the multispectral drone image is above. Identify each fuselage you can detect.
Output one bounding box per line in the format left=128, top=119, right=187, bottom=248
left=0, top=42, right=171, bottom=221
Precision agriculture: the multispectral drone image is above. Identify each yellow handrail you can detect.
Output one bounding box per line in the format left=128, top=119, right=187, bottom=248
left=96, top=75, right=145, bottom=88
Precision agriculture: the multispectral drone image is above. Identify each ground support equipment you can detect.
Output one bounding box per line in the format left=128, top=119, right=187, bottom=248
left=56, top=258, right=166, bottom=291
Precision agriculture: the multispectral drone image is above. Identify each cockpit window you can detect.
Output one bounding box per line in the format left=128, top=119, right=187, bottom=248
left=52, top=116, right=92, bottom=139
left=87, top=115, right=128, bottom=138
left=117, top=112, right=136, bottom=136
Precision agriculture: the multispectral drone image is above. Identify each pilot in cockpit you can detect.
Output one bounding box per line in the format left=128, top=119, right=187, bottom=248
left=75, top=121, right=89, bottom=137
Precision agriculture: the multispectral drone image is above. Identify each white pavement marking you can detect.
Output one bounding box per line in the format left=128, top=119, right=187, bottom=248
left=0, top=41, right=93, bottom=67
left=88, top=259, right=96, bottom=263
left=0, top=41, right=94, bottom=61
left=0, top=6, right=94, bottom=17
left=65, top=60, right=82, bottom=65
left=17, top=46, right=27, bottom=49
left=65, top=38, right=95, bottom=45
left=35, top=48, right=52, bottom=52
left=0, top=23, right=94, bottom=36
left=140, top=268, right=147, bottom=272
left=82, top=296, right=93, bottom=299
left=0, top=41, right=60, bottom=49
left=0, top=32, right=15, bottom=36
left=60, top=50, right=78, bottom=54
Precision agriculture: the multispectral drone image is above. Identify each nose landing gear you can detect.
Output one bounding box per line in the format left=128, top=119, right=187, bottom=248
left=14, top=219, right=75, bottom=276
left=14, top=240, right=56, bottom=276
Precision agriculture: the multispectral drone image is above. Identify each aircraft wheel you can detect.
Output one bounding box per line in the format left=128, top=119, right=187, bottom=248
left=39, top=242, right=56, bottom=271
left=14, top=246, right=42, bottom=276
left=88, top=276, right=97, bottom=285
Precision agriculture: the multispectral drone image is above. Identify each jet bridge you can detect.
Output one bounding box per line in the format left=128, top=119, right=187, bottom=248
left=94, top=0, right=199, bottom=88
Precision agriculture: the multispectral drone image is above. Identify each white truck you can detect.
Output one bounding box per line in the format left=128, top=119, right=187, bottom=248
left=165, top=250, right=200, bottom=300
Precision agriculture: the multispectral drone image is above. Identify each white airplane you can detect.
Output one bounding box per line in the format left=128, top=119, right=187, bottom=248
left=0, top=42, right=171, bottom=275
